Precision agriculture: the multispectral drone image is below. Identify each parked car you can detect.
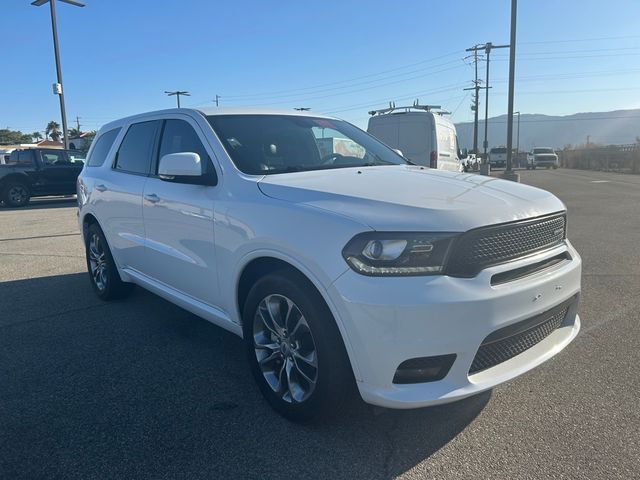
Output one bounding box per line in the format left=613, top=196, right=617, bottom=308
left=77, top=108, right=582, bottom=421
left=367, top=104, right=461, bottom=172
left=0, top=148, right=86, bottom=206
left=487, top=147, right=510, bottom=168
left=527, top=148, right=559, bottom=169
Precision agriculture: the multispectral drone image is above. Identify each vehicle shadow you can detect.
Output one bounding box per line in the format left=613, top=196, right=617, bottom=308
left=0, top=272, right=490, bottom=480
left=0, top=196, right=76, bottom=211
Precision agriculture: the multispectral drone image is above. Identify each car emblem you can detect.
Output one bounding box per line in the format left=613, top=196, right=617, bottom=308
left=533, top=293, right=542, bottom=302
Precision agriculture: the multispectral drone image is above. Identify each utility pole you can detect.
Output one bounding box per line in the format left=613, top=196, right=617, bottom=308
left=31, top=0, right=85, bottom=150
left=464, top=46, right=485, bottom=155
left=466, top=42, right=508, bottom=162
left=165, top=90, right=190, bottom=108
left=214, top=95, right=221, bottom=107
left=505, top=0, right=518, bottom=174
left=75, top=115, right=81, bottom=132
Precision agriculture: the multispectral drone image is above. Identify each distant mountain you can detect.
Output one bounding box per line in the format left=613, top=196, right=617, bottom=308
left=455, top=109, right=640, bottom=151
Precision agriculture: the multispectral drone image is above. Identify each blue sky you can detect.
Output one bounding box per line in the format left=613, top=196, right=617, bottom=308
left=2, top=0, right=640, bottom=136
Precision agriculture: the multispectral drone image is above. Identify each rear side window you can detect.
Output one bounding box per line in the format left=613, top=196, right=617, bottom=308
left=114, top=121, right=161, bottom=175
left=87, top=128, right=120, bottom=167
left=157, top=119, right=216, bottom=178
left=7, top=150, right=34, bottom=165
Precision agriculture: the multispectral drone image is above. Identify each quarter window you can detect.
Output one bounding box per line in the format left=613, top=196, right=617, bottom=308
left=87, top=128, right=120, bottom=167
left=114, top=121, right=161, bottom=175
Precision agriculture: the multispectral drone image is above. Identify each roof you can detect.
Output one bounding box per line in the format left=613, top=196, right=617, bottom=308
left=195, top=106, right=332, bottom=118
left=36, top=140, right=64, bottom=148
left=100, top=107, right=336, bottom=131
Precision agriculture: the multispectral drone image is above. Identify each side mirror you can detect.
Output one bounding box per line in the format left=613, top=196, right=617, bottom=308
left=159, top=152, right=202, bottom=177
left=393, top=148, right=404, bottom=157
left=158, top=152, right=216, bottom=185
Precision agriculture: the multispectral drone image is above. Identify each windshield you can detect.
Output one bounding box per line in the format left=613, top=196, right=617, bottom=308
left=207, top=115, right=407, bottom=175
left=533, top=148, right=554, bottom=154
left=490, top=147, right=507, bottom=154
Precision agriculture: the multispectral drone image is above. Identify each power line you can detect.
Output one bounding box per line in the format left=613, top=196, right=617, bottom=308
left=222, top=50, right=465, bottom=100
left=519, top=34, right=640, bottom=45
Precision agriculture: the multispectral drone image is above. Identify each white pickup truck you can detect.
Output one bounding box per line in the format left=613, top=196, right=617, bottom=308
left=527, top=148, right=559, bottom=170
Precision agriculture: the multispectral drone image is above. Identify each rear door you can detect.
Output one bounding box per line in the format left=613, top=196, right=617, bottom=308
left=435, top=120, right=459, bottom=171
left=36, top=149, right=80, bottom=195
left=141, top=116, right=219, bottom=306
left=98, top=120, right=162, bottom=272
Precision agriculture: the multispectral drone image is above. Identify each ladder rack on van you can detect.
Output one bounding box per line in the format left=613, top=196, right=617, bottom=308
left=368, top=101, right=450, bottom=116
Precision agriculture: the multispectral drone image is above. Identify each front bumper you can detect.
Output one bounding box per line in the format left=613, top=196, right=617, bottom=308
left=328, top=241, right=581, bottom=409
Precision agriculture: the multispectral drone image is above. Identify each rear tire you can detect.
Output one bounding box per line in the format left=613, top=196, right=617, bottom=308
left=2, top=181, right=30, bottom=207
left=85, top=223, right=133, bottom=301
left=242, top=270, right=353, bottom=422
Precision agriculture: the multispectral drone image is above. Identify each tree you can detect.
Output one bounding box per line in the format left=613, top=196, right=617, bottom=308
left=45, top=121, right=61, bottom=142
left=31, top=131, right=43, bottom=143
left=68, top=127, right=82, bottom=138
left=0, top=128, right=33, bottom=145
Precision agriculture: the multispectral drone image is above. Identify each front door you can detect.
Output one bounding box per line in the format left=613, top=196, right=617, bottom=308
left=141, top=117, right=219, bottom=306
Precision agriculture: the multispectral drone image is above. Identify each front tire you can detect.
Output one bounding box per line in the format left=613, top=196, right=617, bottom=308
left=242, top=270, right=353, bottom=422
left=2, top=181, right=30, bottom=207
left=85, top=223, right=133, bottom=301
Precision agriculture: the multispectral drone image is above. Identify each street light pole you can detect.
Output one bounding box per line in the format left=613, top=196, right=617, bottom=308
left=515, top=111, right=521, bottom=154
left=505, top=0, right=518, bottom=173
left=32, top=0, right=85, bottom=149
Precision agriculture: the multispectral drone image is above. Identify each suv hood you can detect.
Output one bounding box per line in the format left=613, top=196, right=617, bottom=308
left=257, top=165, right=565, bottom=231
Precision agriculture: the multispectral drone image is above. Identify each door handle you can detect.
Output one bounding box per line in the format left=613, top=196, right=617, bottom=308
left=144, top=193, right=160, bottom=204
left=95, top=184, right=107, bottom=192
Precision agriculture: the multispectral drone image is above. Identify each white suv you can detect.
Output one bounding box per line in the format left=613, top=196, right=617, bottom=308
left=77, top=108, right=581, bottom=421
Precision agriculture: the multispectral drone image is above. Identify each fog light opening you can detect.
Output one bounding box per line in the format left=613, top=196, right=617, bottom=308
left=392, top=354, right=456, bottom=384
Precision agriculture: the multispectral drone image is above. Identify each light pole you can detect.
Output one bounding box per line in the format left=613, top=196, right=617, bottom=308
left=31, top=0, right=85, bottom=150
left=514, top=111, right=521, bottom=154
left=165, top=90, right=190, bottom=108
left=505, top=0, right=518, bottom=174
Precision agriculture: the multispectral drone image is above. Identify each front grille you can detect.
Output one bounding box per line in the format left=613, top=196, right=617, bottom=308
left=445, top=213, right=566, bottom=277
left=469, top=297, right=576, bottom=375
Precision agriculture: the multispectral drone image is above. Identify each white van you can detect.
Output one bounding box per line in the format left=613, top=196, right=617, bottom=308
left=366, top=104, right=461, bottom=171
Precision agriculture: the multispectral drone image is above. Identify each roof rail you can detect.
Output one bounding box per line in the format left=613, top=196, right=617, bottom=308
left=368, top=100, right=450, bottom=116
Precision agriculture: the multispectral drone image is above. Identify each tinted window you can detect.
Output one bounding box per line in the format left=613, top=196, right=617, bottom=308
left=40, top=150, right=68, bottom=166
left=158, top=120, right=214, bottom=176
left=12, top=150, right=35, bottom=165
left=86, top=129, right=120, bottom=167
left=114, top=121, right=160, bottom=175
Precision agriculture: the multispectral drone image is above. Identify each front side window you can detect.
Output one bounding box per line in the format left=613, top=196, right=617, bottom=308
left=207, top=115, right=407, bottom=175
left=40, top=150, right=68, bottom=166
left=114, top=121, right=161, bottom=175
left=158, top=120, right=215, bottom=177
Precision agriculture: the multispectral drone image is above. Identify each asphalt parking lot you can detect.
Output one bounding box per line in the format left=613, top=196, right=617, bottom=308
left=1, top=169, right=639, bottom=480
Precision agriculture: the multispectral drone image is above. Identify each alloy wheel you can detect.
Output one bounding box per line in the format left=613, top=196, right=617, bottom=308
left=8, top=185, right=28, bottom=205
left=88, top=233, right=108, bottom=291
left=253, top=294, right=318, bottom=403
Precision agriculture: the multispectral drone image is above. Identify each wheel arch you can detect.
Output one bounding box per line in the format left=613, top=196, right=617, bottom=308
left=235, top=254, right=362, bottom=381
left=0, top=173, right=31, bottom=191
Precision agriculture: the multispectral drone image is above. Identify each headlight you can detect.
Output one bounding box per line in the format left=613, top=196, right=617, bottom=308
left=342, top=232, right=456, bottom=276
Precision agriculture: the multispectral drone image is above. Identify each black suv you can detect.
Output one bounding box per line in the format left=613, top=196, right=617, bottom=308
left=0, top=148, right=85, bottom=207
